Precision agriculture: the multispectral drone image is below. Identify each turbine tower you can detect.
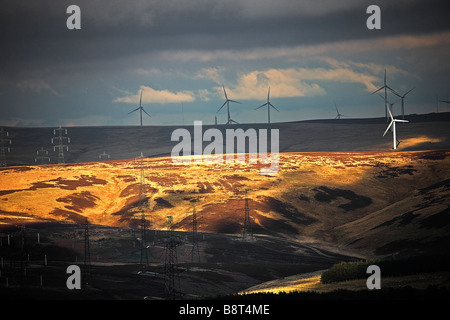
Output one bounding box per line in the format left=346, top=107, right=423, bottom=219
left=128, top=90, right=151, bottom=126
left=371, top=69, right=399, bottom=120
left=394, top=87, right=415, bottom=119
left=217, top=85, right=241, bottom=125
left=255, top=87, right=280, bottom=124
left=383, top=104, right=409, bottom=150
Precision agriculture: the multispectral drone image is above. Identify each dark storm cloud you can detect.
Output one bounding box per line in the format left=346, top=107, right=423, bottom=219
left=1, top=0, right=449, bottom=126
left=2, top=0, right=449, bottom=72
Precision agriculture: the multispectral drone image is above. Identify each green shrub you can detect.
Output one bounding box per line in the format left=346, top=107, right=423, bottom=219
left=321, top=259, right=380, bottom=283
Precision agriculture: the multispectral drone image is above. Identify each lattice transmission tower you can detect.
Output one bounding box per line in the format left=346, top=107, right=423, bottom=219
left=20, top=225, right=29, bottom=283
left=83, top=219, right=92, bottom=286
left=139, top=212, right=152, bottom=269
left=0, top=128, right=11, bottom=167
left=236, top=190, right=254, bottom=240
left=134, top=152, right=152, bottom=269
left=35, top=147, right=50, bottom=164
left=186, top=205, right=202, bottom=263
left=51, top=125, right=70, bottom=165
left=163, top=215, right=182, bottom=300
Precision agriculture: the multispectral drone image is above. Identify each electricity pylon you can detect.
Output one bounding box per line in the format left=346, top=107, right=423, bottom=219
left=35, top=147, right=50, bottom=164
left=236, top=190, right=254, bottom=240
left=186, top=205, right=202, bottom=263
left=139, top=212, right=152, bottom=269
left=0, top=128, right=11, bottom=167
left=20, top=225, right=28, bottom=284
left=84, top=219, right=92, bottom=286
left=163, top=215, right=182, bottom=300
left=51, top=125, right=70, bottom=165
left=134, top=152, right=152, bottom=269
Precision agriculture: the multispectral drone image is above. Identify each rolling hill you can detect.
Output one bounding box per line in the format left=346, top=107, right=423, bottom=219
left=1, top=113, right=450, bottom=299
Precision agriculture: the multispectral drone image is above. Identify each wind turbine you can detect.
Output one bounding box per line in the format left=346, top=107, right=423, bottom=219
left=377, top=93, right=400, bottom=119
left=383, top=103, right=408, bottom=150
left=333, top=101, right=348, bottom=119
left=371, top=69, right=399, bottom=120
left=394, top=87, right=415, bottom=119
left=217, top=85, right=241, bottom=125
left=255, top=87, right=280, bottom=124
left=439, top=96, right=450, bottom=112
left=128, top=90, right=151, bottom=126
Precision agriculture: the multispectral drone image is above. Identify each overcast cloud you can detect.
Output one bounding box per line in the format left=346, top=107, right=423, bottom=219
left=0, top=0, right=449, bottom=126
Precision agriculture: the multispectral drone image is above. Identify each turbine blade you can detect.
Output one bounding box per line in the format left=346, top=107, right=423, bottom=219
left=140, top=90, right=143, bottom=107
left=255, top=103, right=268, bottom=110
left=394, top=119, right=408, bottom=123
left=223, top=85, right=228, bottom=100
left=267, top=87, right=270, bottom=101
left=377, top=92, right=386, bottom=101
left=217, top=101, right=227, bottom=113
left=270, top=103, right=280, bottom=112
left=142, top=108, right=151, bottom=117
left=371, top=86, right=384, bottom=95
left=439, top=100, right=450, bottom=104
left=383, top=121, right=393, bottom=136
left=386, top=104, right=394, bottom=120
left=128, top=107, right=140, bottom=114
left=403, top=87, right=415, bottom=97
left=387, top=86, right=401, bottom=97
left=228, top=99, right=241, bottom=104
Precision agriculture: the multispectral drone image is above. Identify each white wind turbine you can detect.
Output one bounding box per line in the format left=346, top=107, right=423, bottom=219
left=217, top=85, right=241, bottom=125
left=383, top=103, right=409, bottom=150
left=128, top=90, right=151, bottom=126
left=378, top=93, right=400, bottom=120
left=255, top=87, right=280, bottom=124
left=371, top=69, right=399, bottom=121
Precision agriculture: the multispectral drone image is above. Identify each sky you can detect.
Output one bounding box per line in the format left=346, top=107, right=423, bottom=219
left=1, top=0, right=450, bottom=127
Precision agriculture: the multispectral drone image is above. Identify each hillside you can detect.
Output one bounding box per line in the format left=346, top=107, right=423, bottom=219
left=1, top=149, right=449, bottom=260
left=1, top=114, right=450, bottom=299
left=2, top=112, right=450, bottom=167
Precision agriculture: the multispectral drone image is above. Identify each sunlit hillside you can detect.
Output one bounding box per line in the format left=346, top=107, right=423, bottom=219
left=2, top=150, right=449, bottom=258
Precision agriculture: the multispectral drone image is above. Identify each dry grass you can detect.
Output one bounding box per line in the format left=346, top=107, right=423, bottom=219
left=1, top=150, right=449, bottom=250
